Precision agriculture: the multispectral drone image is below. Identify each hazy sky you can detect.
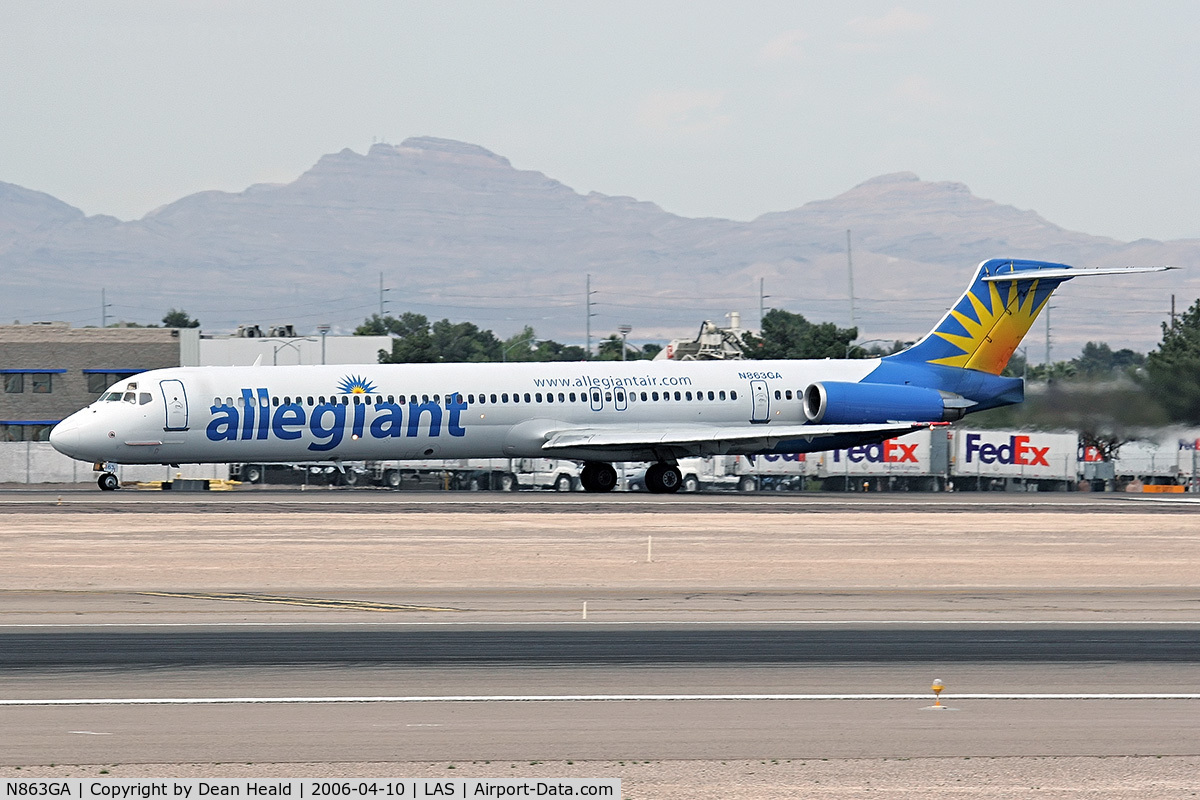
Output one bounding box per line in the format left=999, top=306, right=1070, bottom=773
left=3, top=1, right=1199, bottom=242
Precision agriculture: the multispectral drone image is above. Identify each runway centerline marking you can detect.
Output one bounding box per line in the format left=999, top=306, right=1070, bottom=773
left=7, top=693, right=1200, bottom=706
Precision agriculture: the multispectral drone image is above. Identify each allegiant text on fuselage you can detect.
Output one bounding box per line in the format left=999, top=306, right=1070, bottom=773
left=205, top=388, right=467, bottom=451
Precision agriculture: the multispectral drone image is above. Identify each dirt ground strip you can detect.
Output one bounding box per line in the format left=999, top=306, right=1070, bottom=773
left=6, top=510, right=1200, bottom=591
left=2, top=757, right=1199, bottom=799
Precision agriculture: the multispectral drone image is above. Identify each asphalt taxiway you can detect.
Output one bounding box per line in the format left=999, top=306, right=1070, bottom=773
left=2, top=488, right=1199, bottom=770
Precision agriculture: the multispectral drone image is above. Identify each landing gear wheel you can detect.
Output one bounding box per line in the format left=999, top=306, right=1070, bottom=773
left=645, top=463, right=683, bottom=494
left=98, top=472, right=119, bottom=491
left=580, top=462, right=618, bottom=492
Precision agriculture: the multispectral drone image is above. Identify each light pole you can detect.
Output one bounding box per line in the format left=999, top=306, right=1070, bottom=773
left=846, top=338, right=893, bottom=358
left=316, top=324, right=331, bottom=365
left=266, top=338, right=317, bottom=366
left=502, top=335, right=541, bottom=362
left=618, top=324, right=632, bottom=361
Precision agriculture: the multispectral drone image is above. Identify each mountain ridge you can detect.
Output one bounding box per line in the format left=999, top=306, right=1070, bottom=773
left=0, top=137, right=1191, bottom=355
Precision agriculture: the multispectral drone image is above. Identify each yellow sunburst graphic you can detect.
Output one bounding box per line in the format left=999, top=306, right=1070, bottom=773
left=929, top=279, right=1050, bottom=374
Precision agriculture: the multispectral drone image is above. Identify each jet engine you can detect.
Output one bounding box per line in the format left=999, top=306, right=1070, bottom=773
left=803, top=381, right=970, bottom=424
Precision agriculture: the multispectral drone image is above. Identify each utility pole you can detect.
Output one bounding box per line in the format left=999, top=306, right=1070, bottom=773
left=1045, top=305, right=1052, bottom=369
left=101, top=289, right=112, bottom=328
left=1172, top=294, right=1177, bottom=329
left=379, top=272, right=390, bottom=318
left=846, top=230, right=856, bottom=330
left=759, top=277, right=769, bottom=331
left=586, top=274, right=598, bottom=360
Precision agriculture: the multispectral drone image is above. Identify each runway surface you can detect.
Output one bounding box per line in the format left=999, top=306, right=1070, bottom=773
left=3, top=488, right=1200, bottom=785
left=6, top=626, right=1200, bottom=668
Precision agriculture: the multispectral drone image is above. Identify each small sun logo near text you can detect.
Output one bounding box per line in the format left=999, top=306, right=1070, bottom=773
left=337, top=374, right=378, bottom=394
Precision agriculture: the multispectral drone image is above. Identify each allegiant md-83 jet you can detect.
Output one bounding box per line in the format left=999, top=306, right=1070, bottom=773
left=51, top=259, right=1172, bottom=491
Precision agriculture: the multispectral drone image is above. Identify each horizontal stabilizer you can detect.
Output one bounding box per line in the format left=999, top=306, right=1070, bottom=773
left=982, top=265, right=1178, bottom=282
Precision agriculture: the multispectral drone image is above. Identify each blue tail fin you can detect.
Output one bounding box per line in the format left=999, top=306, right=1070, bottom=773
left=885, top=259, right=1071, bottom=375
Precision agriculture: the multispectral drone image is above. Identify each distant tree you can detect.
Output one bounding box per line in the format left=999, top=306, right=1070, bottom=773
left=357, top=313, right=436, bottom=363
left=358, top=314, right=648, bottom=363
left=641, top=343, right=663, bottom=360
left=742, top=309, right=857, bottom=360
left=596, top=335, right=625, bottom=361
left=354, top=313, right=393, bottom=337
left=430, top=319, right=501, bottom=362
left=1144, top=299, right=1200, bottom=423
left=357, top=313, right=501, bottom=363
left=1074, top=341, right=1145, bottom=379
left=533, top=340, right=588, bottom=361
left=162, top=309, right=199, bottom=328
left=501, top=326, right=539, bottom=362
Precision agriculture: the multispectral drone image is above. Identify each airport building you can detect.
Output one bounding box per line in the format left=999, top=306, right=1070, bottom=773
left=0, top=322, right=388, bottom=483
left=0, top=323, right=200, bottom=443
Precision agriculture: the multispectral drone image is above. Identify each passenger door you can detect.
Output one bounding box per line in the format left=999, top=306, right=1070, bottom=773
left=749, top=379, right=770, bottom=423
left=159, top=379, right=189, bottom=431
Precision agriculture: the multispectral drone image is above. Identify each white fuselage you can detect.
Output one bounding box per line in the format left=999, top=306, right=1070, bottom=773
left=50, top=359, right=879, bottom=465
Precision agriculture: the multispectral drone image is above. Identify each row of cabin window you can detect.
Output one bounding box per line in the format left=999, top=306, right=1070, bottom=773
left=774, top=389, right=799, bottom=401
left=212, top=388, right=741, bottom=409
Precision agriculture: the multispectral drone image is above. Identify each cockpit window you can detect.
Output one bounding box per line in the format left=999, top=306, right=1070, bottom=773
left=104, top=392, right=123, bottom=401
left=123, top=392, right=136, bottom=403
left=139, top=393, right=152, bottom=405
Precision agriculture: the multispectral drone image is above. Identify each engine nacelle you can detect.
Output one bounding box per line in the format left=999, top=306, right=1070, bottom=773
left=803, top=381, right=968, bottom=424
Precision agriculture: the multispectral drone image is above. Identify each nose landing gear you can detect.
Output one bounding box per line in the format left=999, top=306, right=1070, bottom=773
left=97, top=472, right=119, bottom=491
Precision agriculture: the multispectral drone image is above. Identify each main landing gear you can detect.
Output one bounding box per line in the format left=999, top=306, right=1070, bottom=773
left=579, top=461, right=683, bottom=493
left=579, top=462, right=618, bottom=492
left=643, top=462, right=683, bottom=494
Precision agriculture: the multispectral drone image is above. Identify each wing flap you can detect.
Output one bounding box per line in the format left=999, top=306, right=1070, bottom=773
left=542, top=421, right=931, bottom=453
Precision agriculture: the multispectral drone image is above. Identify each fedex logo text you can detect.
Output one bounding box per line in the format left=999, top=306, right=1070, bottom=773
left=964, top=433, right=1049, bottom=467
left=746, top=453, right=806, bottom=464
left=832, top=440, right=919, bottom=464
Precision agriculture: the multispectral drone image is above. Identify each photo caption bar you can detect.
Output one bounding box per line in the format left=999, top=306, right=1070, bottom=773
left=1, top=780, right=620, bottom=800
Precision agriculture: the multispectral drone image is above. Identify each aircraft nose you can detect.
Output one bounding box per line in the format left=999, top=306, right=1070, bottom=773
left=49, top=422, right=81, bottom=457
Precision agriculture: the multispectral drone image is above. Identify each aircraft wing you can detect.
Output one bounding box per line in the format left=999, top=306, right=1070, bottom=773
left=541, top=421, right=932, bottom=455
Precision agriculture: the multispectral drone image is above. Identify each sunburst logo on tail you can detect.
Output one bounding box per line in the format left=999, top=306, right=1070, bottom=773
left=926, top=278, right=1054, bottom=374
left=337, top=374, right=377, bottom=394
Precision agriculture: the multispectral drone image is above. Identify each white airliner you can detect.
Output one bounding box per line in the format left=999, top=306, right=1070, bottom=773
left=50, top=259, right=1172, bottom=492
